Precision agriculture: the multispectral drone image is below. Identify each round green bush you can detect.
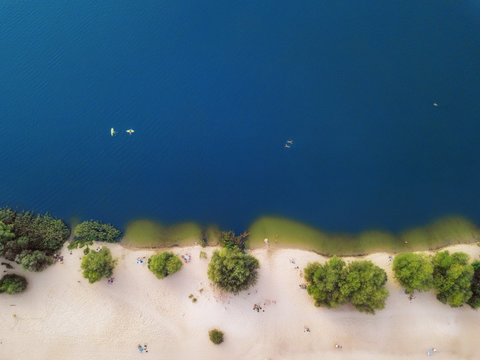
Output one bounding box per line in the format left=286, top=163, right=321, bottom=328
left=81, top=247, right=117, bottom=283
left=148, top=252, right=183, bottom=279
left=207, top=248, right=259, bottom=293
left=209, top=329, right=224, bottom=345
left=0, top=274, right=27, bottom=294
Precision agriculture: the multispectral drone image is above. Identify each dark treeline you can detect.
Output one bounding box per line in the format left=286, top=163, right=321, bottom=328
left=0, top=207, right=70, bottom=271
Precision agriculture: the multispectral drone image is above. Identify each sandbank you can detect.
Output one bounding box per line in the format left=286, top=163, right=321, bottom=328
left=0, top=243, right=479, bottom=360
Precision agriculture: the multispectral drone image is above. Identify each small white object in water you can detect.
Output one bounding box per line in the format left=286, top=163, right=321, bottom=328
left=126, top=129, right=135, bottom=135
left=110, top=128, right=115, bottom=136
left=433, top=102, right=438, bottom=107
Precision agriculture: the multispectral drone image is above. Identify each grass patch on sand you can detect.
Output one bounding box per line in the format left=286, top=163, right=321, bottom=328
left=122, top=220, right=202, bottom=248
left=248, top=216, right=480, bottom=256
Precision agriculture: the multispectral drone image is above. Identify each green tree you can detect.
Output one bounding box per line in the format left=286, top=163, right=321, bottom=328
left=304, top=256, right=348, bottom=308
left=0, top=221, right=16, bottom=256
left=147, top=252, right=183, bottom=279
left=81, top=247, right=117, bottom=283
left=0, top=221, right=15, bottom=241
left=0, top=274, right=27, bottom=294
left=16, top=250, right=50, bottom=272
left=207, top=248, right=259, bottom=293
left=341, top=260, right=389, bottom=314
left=74, top=220, right=122, bottom=244
left=209, top=329, right=224, bottom=344
left=0, top=207, right=16, bottom=224
left=393, top=253, right=434, bottom=294
left=432, top=251, right=473, bottom=307
left=468, top=261, right=480, bottom=308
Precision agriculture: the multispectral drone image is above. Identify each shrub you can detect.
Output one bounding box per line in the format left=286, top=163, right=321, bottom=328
left=0, top=274, right=27, bottom=294
left=74, top=221, right=122, bottom=244
left=432, top=251, right=473, bottom=307
left=16, top=250, right=49, bottom=272
left=393, top=253, right=434, bottom=294
left=83, top=247, right=90, bottom=255
left=468, top=261, right=480, bottom=308
left=81, top=247, right=117, bottom=283
left=207, top=248, right=259, bottom=293
left=209, top=329, right=224, bottom=345
left=199, top=251, right=207, bottom=259
left=148, top=252, right=183, bottom=279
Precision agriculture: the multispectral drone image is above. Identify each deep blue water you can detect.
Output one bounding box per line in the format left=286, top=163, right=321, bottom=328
left=1, top=1, right=480, bottom=233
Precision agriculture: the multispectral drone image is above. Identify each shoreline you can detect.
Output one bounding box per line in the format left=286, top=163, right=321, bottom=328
left=1, top=242, right=479, bottom=359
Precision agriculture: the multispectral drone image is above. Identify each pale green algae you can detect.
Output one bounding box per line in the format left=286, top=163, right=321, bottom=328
left=247, top=215, right=480, bottom=256
left=121, top=216, right=479, bottom=256
left=123, top=220, right=202, bottom=247
left=122, top=220, right=221, bottom=248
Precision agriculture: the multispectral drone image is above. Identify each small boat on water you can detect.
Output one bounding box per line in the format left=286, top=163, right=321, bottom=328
left=126, top=129, right=135, bottom=135
left=110, top=128, right=115, bottom=136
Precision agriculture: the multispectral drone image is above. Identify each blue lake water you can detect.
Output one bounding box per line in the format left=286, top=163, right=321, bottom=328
left=1, top=1, right=480, bottom=233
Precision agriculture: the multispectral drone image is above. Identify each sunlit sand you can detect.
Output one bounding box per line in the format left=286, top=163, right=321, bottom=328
left=1, top=244, right=479, bottom=360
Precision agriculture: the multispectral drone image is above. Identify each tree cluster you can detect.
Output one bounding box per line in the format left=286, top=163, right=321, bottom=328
left=304, top=256, right=389, bottom=314
left=147, top=252, right=183, bottom=279
left=208, top=248, right=259, bottom=293
left=0, top=208, right=70, bottom=271
left=81, top=247, right=117, bottom=283
left=393, top=251, right=477, bottom=308
left=70, top=220, right=122, bottom=249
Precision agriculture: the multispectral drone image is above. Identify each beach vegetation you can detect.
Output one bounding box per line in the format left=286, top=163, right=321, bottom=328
left=207, top=248, right=259, bottom=293
left=304, top=259, right=389, bottom=314
left=393, top=253, right=434, bottom=294
left=16, top=250, right=50, bottom=272
left=0, top=274, right=27, bottom=294
left=72, top=220, right=122, bottom=247
left=468, top=261, right=480, bottom=308
left=432, top=251, right=473, bottom=307
left=209, top=329, right=224, bottom=344
left=0, top=209, right=69, bottom=269
left=147, top=252, right=183, bottom=279
left=199, top=251, right=207, bottom=259
left=342, top=260, right=389, bottom=314
left=304, top=256, right=349, bottom=308
left=83, top=247, right=90, bottom=255
left=81, top=247, right=117, bottom=283
left=221, top=231, right=248, bottom=250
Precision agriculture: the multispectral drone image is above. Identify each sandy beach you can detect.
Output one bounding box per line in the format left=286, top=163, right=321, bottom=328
left=1, top=243, right=479, bottom=360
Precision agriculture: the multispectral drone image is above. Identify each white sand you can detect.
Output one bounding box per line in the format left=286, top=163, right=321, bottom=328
left=1, top=243, right=479, bottom=360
